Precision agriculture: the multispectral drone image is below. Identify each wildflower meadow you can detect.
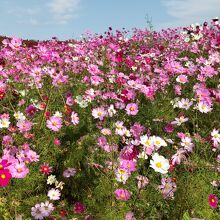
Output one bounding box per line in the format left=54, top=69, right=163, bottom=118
left=0, top=19, right=220, bottom=220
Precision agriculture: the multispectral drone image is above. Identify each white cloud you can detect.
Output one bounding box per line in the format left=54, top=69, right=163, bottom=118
left=160, top=0, right=220, bottom=28
left=48, top=0, right=80, bottom=24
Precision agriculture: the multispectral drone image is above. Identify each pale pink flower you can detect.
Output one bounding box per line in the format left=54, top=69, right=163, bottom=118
left=10, top=162, right=29, bottom=178
left=125, top=103, right=139, bottom=115
left=46, top=116, right=62, bottom=132
left=16, top=120, right=32, bottom=133
left=71, top=111, right=79, bottom=125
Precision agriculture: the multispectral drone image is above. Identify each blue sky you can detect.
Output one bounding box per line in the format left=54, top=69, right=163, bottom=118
left=0, top=0, right=219, bottom=40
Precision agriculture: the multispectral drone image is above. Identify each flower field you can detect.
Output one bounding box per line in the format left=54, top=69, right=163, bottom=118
left=0, top=19, right=220, bottom=220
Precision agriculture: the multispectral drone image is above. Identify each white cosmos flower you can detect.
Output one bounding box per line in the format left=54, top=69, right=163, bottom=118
left=53, top=111, right=62, bottom=118
left=211, top=128, right=220, bottom=147
left=151, top=136, right=167, bottom=149
left=47, top=188, right=61, bottom=200
left=150, top=153, right=170, bottom=174
left=197, top=102, right=212, bottom=113
left=14, top=111, right=26, bottom=121
left=0, top=118, right=10, bottom=128
left=115, top=169, right=129, bottom=184
left=177, top=98, right=193, bottom=110
left=140, top=135, right=153, bottom=147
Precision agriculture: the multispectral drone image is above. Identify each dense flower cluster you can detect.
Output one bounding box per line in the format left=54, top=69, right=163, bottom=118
left=0, top=18, right=220, bottom=219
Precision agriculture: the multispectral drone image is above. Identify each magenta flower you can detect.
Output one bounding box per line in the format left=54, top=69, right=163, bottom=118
left=40, top=164, right=52, bottom=175
left=164, top=123, right=174, bottom=133
left=73, top=202, right=85, bottom=214
left=46, top=116, right=62, bottom=132
left=125, top=103, right=138, bottom=115
left=25, top=105, right=37, bottom=117
left=16, top=120, right=33, bottom=133
left=114, top=188, right=131, bottom=201
left=10, top=162, right=29, bottom=178
left=0, top=169, right=12, bottom=187
left=209, top=194, right=218, bottom=208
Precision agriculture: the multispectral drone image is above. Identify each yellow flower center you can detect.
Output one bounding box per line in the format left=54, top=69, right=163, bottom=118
left=17, top=168, right=22, bottom=173
left=145, top=140, right=150, bottom=145
left=211, top=199, right=215, bottom=203
left=130, top=107, right=134, bottom=111
left=97, top=112, right=102, bottom=116
left=0, top=164, right=3, bottom=169
left=156, top=162, right=162, bottom=168
left=155, top=140, right=161, bottom=145
left=1, top=174, right=6, bottom=179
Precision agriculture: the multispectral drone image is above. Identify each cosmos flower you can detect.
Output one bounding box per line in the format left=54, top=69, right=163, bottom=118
left=63, top=168, right=76, bottom=178
left=47, top=188, right=61, bottom=200
left=16, top=120, right=33, bottom=133
left=114, top=188, right=131, bottom=201
left=71, top=111, right=79, bottom=125
left=40, top=164, right=52, bottom=175
left=208, top=194, right=218, bottom=208
left=125, top=103, right=139, bottom=115
left=92, top=107, right=107, bottom=120
left=10, top=162, right=29, bottom=178
left=0, top=169, right=12, bottom=187
left=46, top=116, right=62, bottom=132
left=73, top=202, right=85, bottom=214
left=31, top=204, right=44, bottom=220
left=150, top=153, right=170, bottom=174
left=39, top=201, right=54, bottom=217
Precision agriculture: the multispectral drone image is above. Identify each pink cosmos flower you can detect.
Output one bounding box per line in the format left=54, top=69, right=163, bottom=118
left=10, top=162, right=29, bottom=178
left=66, top=96, right=74, bottom=106
left=16, top=120, right=33, bottom=133
left=87, top=64, right=100, bottom=75
left=53, top=138, right=61, bottom=145
left=159, top=178, right=177, bottom=199
left=26, top=150, right=40, bottom=162
left=92, top=107, right=106, bottom=120
left=124, top=212, right=136, bottom=220
left=114, top=188, right=131, bottom=201
left=125, top=103, right=138, bottom=115
left=136, top=175, right=149, bottom=189
left=176, top=75, right=188, bottom=84
left=119, top=160, right=136, bottom=173
left=46, top=116, right=62, bottom=132
left=130, top=122, right=145, bottom=138
left=63, top=167, right=76, bottom=178
left=208, top=194, right=218, bottom=208
left=2, top=135, right=13, bottom=146
left=71, top=111, right=79, bottom=125
left=9, top=37, right=22, bottom=50
left=171, top=148, right=186, bottom=165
